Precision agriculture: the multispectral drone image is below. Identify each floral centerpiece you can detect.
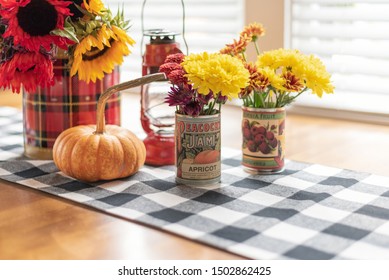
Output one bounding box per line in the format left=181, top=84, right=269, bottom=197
left=0, top=0, right=134, bottom=93
left=220, top=22, right=334, bottom=108
left=159, top=51, right=249, bottom=186
left=0, top=0, right=135, bottom=160
left=159, top=51, right=250, bottom=116
left=220, top=22, right=334, bottom=173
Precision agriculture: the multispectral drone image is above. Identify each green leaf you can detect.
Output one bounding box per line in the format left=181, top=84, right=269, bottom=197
left=51, top=26, right=79, bottom=43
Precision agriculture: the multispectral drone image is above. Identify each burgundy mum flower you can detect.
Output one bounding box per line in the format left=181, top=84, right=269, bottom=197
left=197, top=92, right=213, bottom=105
left=216, top=94, right=228, bottom=104
left=164, top=53, right=185, bottom=64
left=159, top=62, right=182, bottom=78
left=183, top=100, right=202, bottom=117
left=165, top=85, right=194, bottom=107
left=168, top=69, right=187, bottom=85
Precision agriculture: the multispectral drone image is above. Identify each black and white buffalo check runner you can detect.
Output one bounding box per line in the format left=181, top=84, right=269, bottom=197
left=1, top=107, right=389, bottom=259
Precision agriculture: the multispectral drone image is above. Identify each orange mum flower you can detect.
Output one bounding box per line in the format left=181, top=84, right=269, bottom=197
left=220, top=45, right=234, bottom=55
left=223, top=35, right=251, bottom=56
left=239, top=62, right=270, bottom=98
left=240, top=22, right=266, bottom=41
left=282, top=71, right=304, bottom=92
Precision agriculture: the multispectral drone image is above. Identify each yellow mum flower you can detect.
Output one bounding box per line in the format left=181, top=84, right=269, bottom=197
left=257, top=49, right=334, bottom=97
left=257, top=48, right=303, bottom=70
left=83, top=0, right=105, bottom=15
left=296, top=55, right=335, bottom=97
left=182, top=52, right=250, bottom=100
left=70, top=24, right=135, bottom=83
left=259, top=67, right=286, bottom=92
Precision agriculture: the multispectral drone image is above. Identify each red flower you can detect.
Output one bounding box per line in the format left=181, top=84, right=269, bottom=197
left=165, top=85, right=194, bottom=107
left=0, top=0, right=73, bottom=52
left=164, top=53, right=185, bottom=64
left=159, top=62, right=182, bottom=77
left=183, top=101, right=202, bottom=117
left=167, top=69, right=187, bottom=85
left=0, top=51, right=54, bottom=93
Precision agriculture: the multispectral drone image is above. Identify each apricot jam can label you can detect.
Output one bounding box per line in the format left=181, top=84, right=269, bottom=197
left=175, top=113, right=221, bottom=186
left=242, top=107, right=285, bottom=173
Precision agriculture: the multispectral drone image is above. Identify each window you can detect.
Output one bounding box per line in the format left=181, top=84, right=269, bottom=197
left=105, top=0, right=244, bottom=79
left=286, top=0, right=389, bottom=121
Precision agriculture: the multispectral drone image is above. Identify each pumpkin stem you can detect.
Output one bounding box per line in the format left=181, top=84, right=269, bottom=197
left=95, top=73, right=166, bottom=134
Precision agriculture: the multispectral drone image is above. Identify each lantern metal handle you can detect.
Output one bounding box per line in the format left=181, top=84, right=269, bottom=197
left=140, top=0, right=189, bottom=55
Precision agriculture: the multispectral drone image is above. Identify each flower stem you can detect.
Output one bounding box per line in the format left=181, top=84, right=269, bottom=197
left=241, top=52, right=247, bottom=62
left=254, top=40, right=260, bottom=55
left=256, top=91, right=266, bottom=108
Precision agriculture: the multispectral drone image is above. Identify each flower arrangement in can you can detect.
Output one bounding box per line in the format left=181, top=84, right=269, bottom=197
left=159, top=51, right=250, bottom=117
left=0, top=0, right=135, bottom=93
left=160, top=51, right=250, bottom=185
left=220, top=22, right=335, bottom=108
left=220, top=22, right=335, bottom=173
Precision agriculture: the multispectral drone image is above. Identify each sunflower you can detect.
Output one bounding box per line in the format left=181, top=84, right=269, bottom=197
left=70, top=24, right=135, bottom=83
left=83, top=0, right=105, bottom=15
left=0, top=0, right=72, bottom=52
left=0, top=51, right=54, bottom=93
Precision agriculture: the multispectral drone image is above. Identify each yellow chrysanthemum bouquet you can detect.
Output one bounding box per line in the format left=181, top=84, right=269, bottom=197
left=159, top=52, right=250, bottom=117
left=221, top=23, right=334, bottom=108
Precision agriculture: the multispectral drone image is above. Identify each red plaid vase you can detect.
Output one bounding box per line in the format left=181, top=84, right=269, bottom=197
left=23, top=58, right=121, bottom=159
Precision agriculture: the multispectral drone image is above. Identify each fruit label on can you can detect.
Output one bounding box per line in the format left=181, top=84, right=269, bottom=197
left=242, top=108, right=285, bottom=171
left=175, top=114, right=221, bottom=181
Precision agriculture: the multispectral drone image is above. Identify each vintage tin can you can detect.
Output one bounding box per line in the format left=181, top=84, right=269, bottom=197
left=175, top=113, right=221, bottom=186
left=242, top=107, right=285, bottom=174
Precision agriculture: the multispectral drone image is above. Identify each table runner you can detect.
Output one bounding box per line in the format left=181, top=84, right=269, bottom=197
left=1, top=106, right=389, bottom=260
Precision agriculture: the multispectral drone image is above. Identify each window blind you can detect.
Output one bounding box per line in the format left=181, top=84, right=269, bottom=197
left=105, top=0, right=244, bottom=80
left=286, top=0, right=389, bottom=116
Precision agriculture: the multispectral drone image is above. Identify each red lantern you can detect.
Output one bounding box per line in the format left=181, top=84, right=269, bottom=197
left=140, top=29, right=181, bottom=166
left=140, top=0, right=188, bottom=166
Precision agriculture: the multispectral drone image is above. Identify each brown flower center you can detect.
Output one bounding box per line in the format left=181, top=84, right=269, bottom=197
left=69, top=0, right=85, bottom=20
left=17, top=0, right=58, bottom=36
left=82, top=38, right=115, bottom=61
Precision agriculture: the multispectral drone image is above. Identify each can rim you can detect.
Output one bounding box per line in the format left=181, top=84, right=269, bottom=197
left=241, top=106, right=286, bottom=113
left=175, top=112, right=220, bottom=119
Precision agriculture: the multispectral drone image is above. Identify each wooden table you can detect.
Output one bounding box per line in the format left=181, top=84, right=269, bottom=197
left=1, top=93, right=389, bottom=259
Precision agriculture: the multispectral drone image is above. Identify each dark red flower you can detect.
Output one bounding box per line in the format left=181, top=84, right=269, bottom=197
left=197, top=92, right=213, bottom=105
left=216, top=94, right=228, bottom=104
left=164, top=53, right=185, bottom=64
left=183, top=101, right=202, bottom=117
left=165, top=85, right=194, bottom=107
left=159, top=62, right=182, bottom=78
left=0, top=51, right=54, bottom=93
left=167, top=69, right=187, bottom=85
left=0, top=0, right=73, bottom=52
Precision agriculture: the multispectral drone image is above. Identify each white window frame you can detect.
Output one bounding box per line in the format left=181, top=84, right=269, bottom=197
left=284, top=0, right=389, bottom=125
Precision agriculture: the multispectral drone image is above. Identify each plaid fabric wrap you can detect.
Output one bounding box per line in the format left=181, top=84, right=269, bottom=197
left=23, top=59, right=121, bottom=149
